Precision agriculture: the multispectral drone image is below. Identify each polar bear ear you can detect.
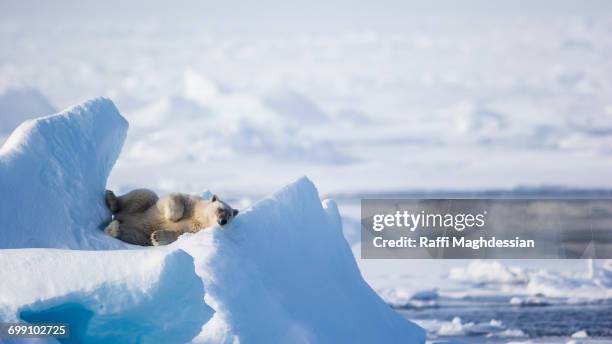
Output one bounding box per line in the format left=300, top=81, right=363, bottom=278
left=211, top=195, right=218, bottom=202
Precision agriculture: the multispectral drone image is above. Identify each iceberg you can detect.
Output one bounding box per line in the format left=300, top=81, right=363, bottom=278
left=0, top=248, right=211, bottom=343
left=177, top=178, right=423, bottom=343
left=0, top=98, right=425, bottom=343
left=0, top=97, right=128, bottom=249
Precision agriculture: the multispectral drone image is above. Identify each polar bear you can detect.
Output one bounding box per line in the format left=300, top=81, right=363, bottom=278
left=104, top=189, right=239, bottom=246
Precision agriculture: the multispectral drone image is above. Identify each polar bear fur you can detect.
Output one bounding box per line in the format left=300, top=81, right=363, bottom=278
left=104, top=189, right=239, bottom=246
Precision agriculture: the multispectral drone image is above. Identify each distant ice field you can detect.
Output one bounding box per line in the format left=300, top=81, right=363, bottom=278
left=1, top=12, right=612, bottom=194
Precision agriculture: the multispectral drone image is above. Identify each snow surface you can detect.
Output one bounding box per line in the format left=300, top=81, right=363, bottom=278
left=367, top=259, right=612, bottom=307
left=572, top=330, right=590, bottom=339
left=0, top=98, right=425, bottom=343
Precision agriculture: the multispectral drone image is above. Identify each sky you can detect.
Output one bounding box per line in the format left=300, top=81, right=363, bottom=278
left=2, top=1, right=612, bottom=34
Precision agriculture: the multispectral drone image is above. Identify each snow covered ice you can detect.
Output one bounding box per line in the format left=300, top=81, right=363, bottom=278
left=0, top=98, right=425, bottom=343
left=176, top=180, right=423, bottom=343
left=0, top=249, right=211, bottom=343
left=363, top=258, right=612, bottom=342
left=0, top=98, right=128, bottom=249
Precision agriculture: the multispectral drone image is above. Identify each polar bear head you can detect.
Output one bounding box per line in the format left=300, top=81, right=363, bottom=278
left=208, top=194, right=239, bottom=226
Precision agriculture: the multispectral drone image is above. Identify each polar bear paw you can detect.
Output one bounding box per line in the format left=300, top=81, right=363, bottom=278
left=105, top=220, right=121, bottom=238
left=151, top=230, right=180, bottom=246
left=105, top=190, right=119, bottom=213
